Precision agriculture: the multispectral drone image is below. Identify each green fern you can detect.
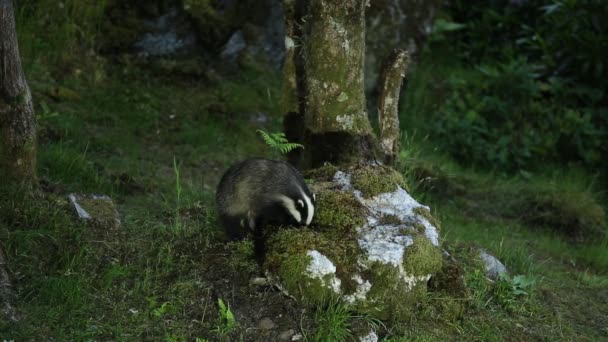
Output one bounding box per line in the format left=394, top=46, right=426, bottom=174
left=256, top=130, right=304, bottom=154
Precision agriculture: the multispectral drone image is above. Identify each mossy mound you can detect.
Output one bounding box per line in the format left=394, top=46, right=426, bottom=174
left=264, top=165, right=443, bottom=322
left=266, top=229, right=344, bottom=305
left=350, top=164, right=409, bottom=197
left=313, top=190, right=367, bottom=231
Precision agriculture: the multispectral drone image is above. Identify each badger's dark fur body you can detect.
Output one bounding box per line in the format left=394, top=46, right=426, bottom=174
left=216, top=158, right=315, bottom=241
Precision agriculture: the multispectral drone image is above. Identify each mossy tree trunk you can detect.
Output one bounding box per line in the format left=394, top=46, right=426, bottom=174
left=0, top=0, right=37, bottom=186
left=284, top=0, right=378, bottom=168
left=378, top=49, right=410, bottom=165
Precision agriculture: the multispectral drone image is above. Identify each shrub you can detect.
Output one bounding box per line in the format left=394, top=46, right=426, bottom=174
left=435, top=58, right=606, bottom=170
left=430, top=0, right=608, bottom=171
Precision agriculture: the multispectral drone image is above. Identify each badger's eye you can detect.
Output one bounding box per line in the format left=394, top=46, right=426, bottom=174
left=297, top=199, right=304, bottom=208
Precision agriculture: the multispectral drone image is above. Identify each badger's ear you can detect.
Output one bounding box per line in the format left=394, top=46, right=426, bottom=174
left=297, top=199, right=305, bottom=208
left=312, top=193, right=316, bottom=202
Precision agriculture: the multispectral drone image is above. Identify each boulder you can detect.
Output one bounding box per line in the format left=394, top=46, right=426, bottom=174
left=265, top=164, right=442, bottom=321
left=478, top=250, right=508, bottom=280
left=68, top=193, right=121, bottom=230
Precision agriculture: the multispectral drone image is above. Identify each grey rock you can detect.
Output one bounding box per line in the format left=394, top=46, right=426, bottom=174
left=221, top=31, right=247, bottom=61
left=133, top=7, right=198, bottom=57
left=479, top=250, right=508, bottom=280
left=278, top=329, right=295, bottom=341
left=258, top=317, right=277, bottom=330
left=68, top=193, right=121, bottom=229
left=359, top=330, right=379, bottom=342
left=250, top=277, right=269, bottom=286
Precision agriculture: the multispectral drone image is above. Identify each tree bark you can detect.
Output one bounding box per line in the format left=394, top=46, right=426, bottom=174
left=284, top=0, right=378, bottom=168
left=0, top=244, right=18, bottom=322
left=0, top=0, right=37, bottom=185
left=378, top=49, right=409, bottom=165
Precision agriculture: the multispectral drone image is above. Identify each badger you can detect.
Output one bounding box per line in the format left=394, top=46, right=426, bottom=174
left=216, top=158, right=315, bottom=241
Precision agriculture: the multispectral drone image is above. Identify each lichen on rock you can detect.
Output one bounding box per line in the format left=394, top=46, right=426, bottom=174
left=265, top=164, right=443, bottom=321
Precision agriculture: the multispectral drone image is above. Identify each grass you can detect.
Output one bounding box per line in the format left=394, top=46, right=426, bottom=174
left=1, top=10, right=607, bottom=341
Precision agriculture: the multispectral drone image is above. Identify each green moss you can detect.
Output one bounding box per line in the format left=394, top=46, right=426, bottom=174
left=412, top=222, right=426, bottom=234
left=351, top=165, right=409, bottom=198
left=305, top=163, right=339, bottom=181
left=403, top=235, right=443, bottom=276
left=360, top=262, right=427, bottom=322
left=414, top=206, right=441, bottom=230
left=314, top=190, right=366, bottom=231
left=266, top=229, right=338, bottom=305
left=379, top=214, right=404, bottom=226
left=75, top=195, right=117, bottom=221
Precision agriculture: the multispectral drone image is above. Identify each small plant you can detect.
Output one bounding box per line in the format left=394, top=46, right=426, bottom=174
left=493, top=273, right=535, bottom=310
left=256, top=130, right=304, bottom=155
left=213, top=298, right=236, bottom=338
left=465, top=268, right=492, bottom=308
left=37, top=101, right=60, bottom=121
left=148, top=299, right=176, bottom=318
left=310, top=299, right=382, bottom=342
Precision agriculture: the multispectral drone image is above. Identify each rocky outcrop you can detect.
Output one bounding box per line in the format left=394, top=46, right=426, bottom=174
left=264, top=163, right=443, bottom=321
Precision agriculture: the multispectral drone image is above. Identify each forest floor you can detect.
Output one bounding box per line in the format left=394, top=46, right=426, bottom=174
left=0, top=56, right=607, bottom=341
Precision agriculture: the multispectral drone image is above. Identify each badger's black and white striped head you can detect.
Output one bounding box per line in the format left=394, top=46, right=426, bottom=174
left=276, top=189, right=315, bottom=226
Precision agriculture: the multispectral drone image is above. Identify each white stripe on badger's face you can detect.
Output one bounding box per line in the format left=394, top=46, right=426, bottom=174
left=301, top=191, right=314, bottom=226
left=276, top=195, right=302, bottom=223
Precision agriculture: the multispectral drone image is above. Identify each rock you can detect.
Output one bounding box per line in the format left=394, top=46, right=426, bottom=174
left=133, top=7, right=198, bottom=57
left=68, top=193, right=121, bottom=230
left=250, top=277, right=269, bottom=286
left=479, top=250, right=508, bottom=280
left=220, top=31, right=246, bottom=61
left=278, top=329, right=295, bottom=341
left=359, top=330, right=379, bottom=342
left=365, top=0, right=441, bottom=92
left=257, top=317, right=277, bottom=330
left=291, top=334, right=303, bottom=341
left=265, top=164, right=443, bottom=322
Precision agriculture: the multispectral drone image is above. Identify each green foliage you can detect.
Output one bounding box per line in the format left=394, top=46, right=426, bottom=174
left=312, top=301, right=352, bottom=342
left=310, top=299, right=380, bottom=342
left=465, top=268, right=534, bottom=311
left=256, top=130, right=304, bottom=155
left=16, top=0, right=108, bottom=65
left=493, top=274, right=536, bottom=310
left=428, top=0, right=608, bottom=171
left=213, top=298, right=236, bottom=336
left=149, top=300, right=176, bottom=318
left=436, top=57, right=606, bottom=170
left=37, top=101, right=61, bottom=122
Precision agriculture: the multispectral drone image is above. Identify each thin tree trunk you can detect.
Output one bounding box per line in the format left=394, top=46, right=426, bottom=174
left=0, top=0, right=37, bottom=185
left=282, top=0, right=307, bottom=166
left=378, top=49, right=409, bottom=165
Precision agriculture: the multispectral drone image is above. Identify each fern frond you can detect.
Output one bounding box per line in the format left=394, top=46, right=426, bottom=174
left=279, top=143, right=304, bottom=154
left=257, top=130, right=304, bottom=154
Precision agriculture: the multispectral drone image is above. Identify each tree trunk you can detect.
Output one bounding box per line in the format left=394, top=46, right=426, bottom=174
left=0, top=244, right=18, bottom=322
left=0, top=0, right=37, bottom=186
left=378, top=49, right=410, bottom=165
left=285, top=0, right=378, bottom=168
